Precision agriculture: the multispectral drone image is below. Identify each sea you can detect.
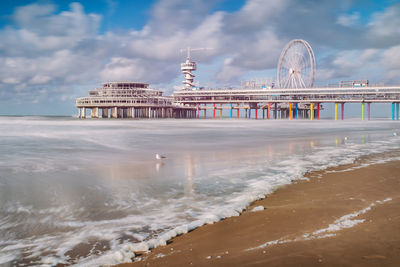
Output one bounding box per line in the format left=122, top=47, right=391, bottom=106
left=0, top=116, right=399, bottom=266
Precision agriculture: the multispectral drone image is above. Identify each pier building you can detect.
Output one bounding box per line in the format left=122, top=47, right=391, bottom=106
left=75, top=82, right=196, bottom=119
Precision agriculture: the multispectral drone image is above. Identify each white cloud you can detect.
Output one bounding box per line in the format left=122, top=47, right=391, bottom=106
left=367, top=4, right=400, bottom=47
left=215, top=57, right=245, bottom=82
left=337, top=12, right=360, bottom=27
left=29, top=75, right=52, bottom=85
left=225, top=0, right=288, bottom=32
left=2, top=77, right=20, bottom=84
left=382, top=45, right=400, bottom=68
left=316, top=49, right=381, bottom=82
left=380, top=45, right=400, bottom=81
left=100, top=58, right=145, bottom=82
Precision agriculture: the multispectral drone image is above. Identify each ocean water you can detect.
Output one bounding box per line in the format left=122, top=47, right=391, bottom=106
left=0, top=116, right=399, bottom=266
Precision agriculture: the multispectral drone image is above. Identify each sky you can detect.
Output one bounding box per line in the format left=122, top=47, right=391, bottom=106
left=0, top=0, right=399, bottom=115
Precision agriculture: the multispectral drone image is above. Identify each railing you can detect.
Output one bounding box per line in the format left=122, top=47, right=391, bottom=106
left=172, top=86, right=400, bottom=103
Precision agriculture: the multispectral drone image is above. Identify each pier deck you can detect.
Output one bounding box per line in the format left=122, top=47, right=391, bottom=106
left=172, top=85, right=400, bottom=120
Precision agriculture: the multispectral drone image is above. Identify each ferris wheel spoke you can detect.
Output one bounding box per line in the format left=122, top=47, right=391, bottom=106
left=298, top=74, right=307, bottom=88
left=298, top=54, right=307, bottom=70
left=282, top=59, right=292, bottom=69
left=294, top=77, right=300, bottom=89
left=288, top=76, right=293, bottom=89
left=283, top=75, right=290, bottom=88
left=283, top=54, right=295, bottom=69
left=284, top=73, right=292, bottom=88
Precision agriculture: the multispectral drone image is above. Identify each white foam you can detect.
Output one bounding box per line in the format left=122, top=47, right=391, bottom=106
left=251, top=206, right=265, bottom=212
left=247, top=198, right=392, bottom=251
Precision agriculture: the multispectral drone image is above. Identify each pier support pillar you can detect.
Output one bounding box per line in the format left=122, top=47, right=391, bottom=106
left=367, top=103, right=370, bottom=121
left=80, top=108, right=86, bottom=118
left=310, top=103, right=313, bottom=120
left=230, top=103, right=233, bottom=118
left=317, top=103, right=320, bottom=120
left=91, top=107, right=98, bottom=118
left=111, top=107, right=117, bottom=118
left=341, top=103, right=345, bottom=120
left=274, top=103, right=277, bottom=119
left=204, top=108, right=207, bottom=118
left=213, top=103, right=216, bottom=119
left=237, top=104, right=240, bottom=118
left=335, top=103, right=338, bottom=120
left=295, top=103, right=298, bottom=119
left=102, top=108, right=108, bottom=118
left=248, top=104, right=251, bottom=119
left=263, top=108, right=265, bottom=119
left=268, top=103, right=271, bottom=119
left=397, top=103, right=400, bottom=120
left=220, top=104, right=223, bottom=119
left=361, top=102, right=365, bottom=121
left=255, top=107, right=258, bottom=119
left=289, top=103, right=292, bottom=120
left=392, top=103, right=395, bottom=120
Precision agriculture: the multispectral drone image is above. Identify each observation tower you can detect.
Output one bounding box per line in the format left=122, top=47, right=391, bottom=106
left=181, top=53, right=196, bottom=90
left=180, top=47, right=211, bottom=90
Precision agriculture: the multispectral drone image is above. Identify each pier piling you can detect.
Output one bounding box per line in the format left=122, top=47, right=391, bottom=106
left=268, top=103, right=271, bottom=119
left=341, top=103, right=345, bottom=120
left=213, top=103, right=216, bottom=119
left=361, top=102, right=365, bottom=121
left=335, top=103, right=338, bottom=121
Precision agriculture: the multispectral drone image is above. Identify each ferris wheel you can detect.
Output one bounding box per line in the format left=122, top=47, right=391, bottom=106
left=277, top=39, right=316, bottom=89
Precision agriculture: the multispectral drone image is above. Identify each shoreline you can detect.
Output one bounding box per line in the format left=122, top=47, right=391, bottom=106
left=118, top=151, right=400, bottom=266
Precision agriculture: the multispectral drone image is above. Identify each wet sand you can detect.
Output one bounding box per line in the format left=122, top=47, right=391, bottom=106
left=119, top=153, right=400, bottom=267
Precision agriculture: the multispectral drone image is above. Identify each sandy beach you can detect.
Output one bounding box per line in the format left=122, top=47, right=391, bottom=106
left=119, top=152, right=400, bottom=267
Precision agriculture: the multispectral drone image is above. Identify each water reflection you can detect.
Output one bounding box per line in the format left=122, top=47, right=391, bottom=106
left=184, top=155, right=195, bottom=198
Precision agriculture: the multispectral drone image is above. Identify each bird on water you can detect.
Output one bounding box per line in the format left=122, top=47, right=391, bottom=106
left=156, top=154, right=166, bottom=160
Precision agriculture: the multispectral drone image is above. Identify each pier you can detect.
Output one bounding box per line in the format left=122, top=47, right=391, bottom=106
left=172, top=85, right=400, bottom=120
left=76, top=83, right=400, bottom=120
left=76, top=39, right=400, bottom=120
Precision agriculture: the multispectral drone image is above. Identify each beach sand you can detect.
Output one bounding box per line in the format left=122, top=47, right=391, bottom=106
left=118, top=153, right=400, bottom=267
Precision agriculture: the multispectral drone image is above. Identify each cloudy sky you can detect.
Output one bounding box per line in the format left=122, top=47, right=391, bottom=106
left=0, top=0, right=399, bottom=115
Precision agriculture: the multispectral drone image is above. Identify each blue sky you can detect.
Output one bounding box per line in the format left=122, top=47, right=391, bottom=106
left=0, top=0, right=399, bottom=115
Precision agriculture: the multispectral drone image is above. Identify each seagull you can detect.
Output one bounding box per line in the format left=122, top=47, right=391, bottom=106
left=156, top=153, right=166, bottom=160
